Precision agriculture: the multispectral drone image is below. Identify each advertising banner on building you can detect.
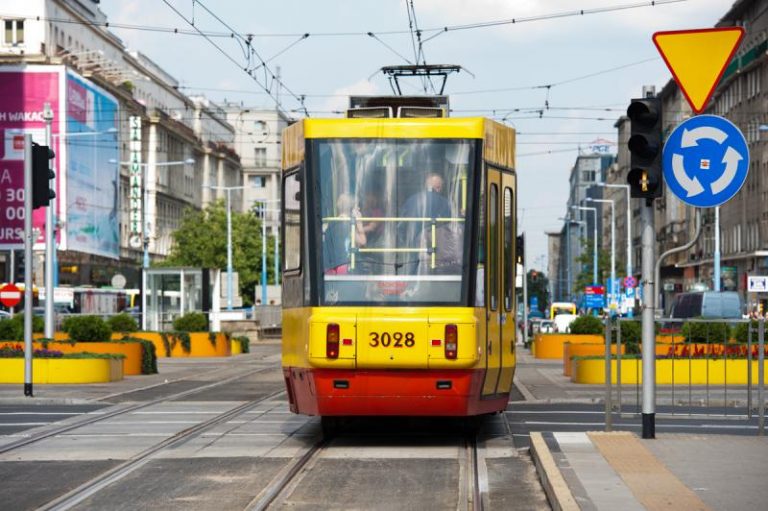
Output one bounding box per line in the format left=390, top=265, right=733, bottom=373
left=0, top=66, right=63, bottom=250
left=65, top=71, right=119, bottom=259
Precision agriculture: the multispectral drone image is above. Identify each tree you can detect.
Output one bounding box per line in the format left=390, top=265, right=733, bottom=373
left=526, top=269, right=550, bottom=314
left=163, top=200, right=275, bottom=306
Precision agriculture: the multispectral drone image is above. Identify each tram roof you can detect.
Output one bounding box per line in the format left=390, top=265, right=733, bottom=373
left=302, top=117, right=490, bottom=139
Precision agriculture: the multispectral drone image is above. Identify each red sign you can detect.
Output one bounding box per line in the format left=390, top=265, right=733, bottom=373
left=0, top=283, right=22, bottom=307
left=584, top=285, right=605, bottom=295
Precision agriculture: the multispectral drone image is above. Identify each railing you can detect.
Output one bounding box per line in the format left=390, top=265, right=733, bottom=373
left=601, top=317, right=765, bottom=435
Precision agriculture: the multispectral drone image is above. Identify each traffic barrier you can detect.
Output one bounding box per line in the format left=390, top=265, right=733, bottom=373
left=0, top=357, right=123, bottom=383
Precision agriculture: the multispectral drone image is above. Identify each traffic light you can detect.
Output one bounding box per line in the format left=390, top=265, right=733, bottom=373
left=516, top=234, right=525, bottom=265
left=32, top=142, right=55, bottom=209
left=626, top=97, right=662, bottom=199
left=13, top=252, right=24, bottom=283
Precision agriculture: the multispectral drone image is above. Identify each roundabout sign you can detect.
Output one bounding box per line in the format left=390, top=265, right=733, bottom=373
left=662, top=114, right=749, bottom=208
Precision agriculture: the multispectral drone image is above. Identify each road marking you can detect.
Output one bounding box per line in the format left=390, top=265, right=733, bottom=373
left=0, top=423, right=51, bottom=427
left=0, top=412, right=81, bottom=416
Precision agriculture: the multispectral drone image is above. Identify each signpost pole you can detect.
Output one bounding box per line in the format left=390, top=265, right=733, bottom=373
left=641, top=200, right=656, bottom=438
left=23, top=135, right=33, bottom=398
left=714, top=206, right=721, bottom=291
left=43, top=102, right=55, bottom=339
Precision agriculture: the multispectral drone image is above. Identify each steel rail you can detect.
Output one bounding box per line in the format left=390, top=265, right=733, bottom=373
left=0, top=365, right=277, bottom=455
left=39, top=388, right=286, bottom=511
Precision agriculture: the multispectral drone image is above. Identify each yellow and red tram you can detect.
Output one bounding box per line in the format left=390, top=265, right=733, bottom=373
left=281, top=99, right=517, bottom=418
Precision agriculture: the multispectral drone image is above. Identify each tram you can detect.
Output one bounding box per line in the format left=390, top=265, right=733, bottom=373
left=281, top=96, right=517, bottom=419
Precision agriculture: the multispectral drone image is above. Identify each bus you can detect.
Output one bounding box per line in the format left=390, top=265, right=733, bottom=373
left=550, top=302, right=577, bottom=319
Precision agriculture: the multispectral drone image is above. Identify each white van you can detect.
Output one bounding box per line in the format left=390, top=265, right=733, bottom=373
left=669, top=291, right=742, bottom=319
left=553, top=313, right=578, bottom=333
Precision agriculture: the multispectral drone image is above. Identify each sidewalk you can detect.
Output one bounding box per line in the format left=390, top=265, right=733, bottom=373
left=518, top=348, right=768, bottom=510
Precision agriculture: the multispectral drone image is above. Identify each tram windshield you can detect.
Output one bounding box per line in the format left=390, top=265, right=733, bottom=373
left=313, top=139, right=476, bottom=305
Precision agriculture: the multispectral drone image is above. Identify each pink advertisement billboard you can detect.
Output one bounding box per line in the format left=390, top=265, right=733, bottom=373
left=0, top=66, right=63, bottom=250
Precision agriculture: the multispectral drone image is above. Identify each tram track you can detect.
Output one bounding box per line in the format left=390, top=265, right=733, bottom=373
left=38, top=388, right=287, bottom=510
left=0, top=364, right=279, bottom=456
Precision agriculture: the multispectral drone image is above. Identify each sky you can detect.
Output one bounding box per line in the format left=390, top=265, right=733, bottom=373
left=100, top=0, right=730, bottom=272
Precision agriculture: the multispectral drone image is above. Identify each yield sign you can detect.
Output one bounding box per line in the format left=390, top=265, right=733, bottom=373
left=653, top=27, right=745, bottom=114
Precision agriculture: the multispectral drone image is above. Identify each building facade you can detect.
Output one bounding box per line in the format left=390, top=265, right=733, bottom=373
left=0, top=0, right=242, bottom=289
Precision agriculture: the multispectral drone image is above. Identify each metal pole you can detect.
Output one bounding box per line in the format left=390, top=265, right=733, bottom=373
left=43, top=103, right=54, bottom=338
left=23, top=135, right=33, bottom=397
left=758, top=318, right=764, bottom=436
left=610, top=202, right=615, bottom=315
left=226, top=189, right=233, bottom=311
left=9, top=250, right=15, bottom=318
left=641, top=200, right=656, bottom=438
left=604, top=316, right=613, bottom=431
left=142, top=170, right=149, bottom=331
left=522, top=251, right=528, bottom=346
left=261, top=202, right=267, bottom=306
left=566, top=219, right=571, bottom=301
left=593, top=210, right=598, bottom=286
left=714, top=206, right=721, bottom=292
left=625, top=187, right=633, bottom=318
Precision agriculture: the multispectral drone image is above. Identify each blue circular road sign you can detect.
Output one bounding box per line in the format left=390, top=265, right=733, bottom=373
left=662, top=115, right=749, bottom=208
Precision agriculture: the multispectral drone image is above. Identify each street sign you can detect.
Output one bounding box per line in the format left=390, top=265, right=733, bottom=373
left=623, top=275, right=637, bottom=289
left=653, top=27, right=744, bottom=113
left=748, top=276, right=768, bottom=293
left=0, top=283, right=22, bottom=308
left=584, top=285, right=605, bottom=308
left=662, top=115, right=749, bottom=208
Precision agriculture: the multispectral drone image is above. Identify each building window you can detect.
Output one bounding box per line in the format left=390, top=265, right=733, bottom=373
left=249, top=175, right=265, bottom=188
left=4, top=19, right=24, bottom=45
left=254, top=147, right=267, bottom=167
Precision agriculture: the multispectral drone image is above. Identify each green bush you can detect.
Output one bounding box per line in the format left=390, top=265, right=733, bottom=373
left=733, top=321, right=760, bottom=344
left=618, top=321, right=641, bottom=354
left=62, top=315, right=112, bottom=342
left=120, top=336, right=158, bottom=374
left=172, top=312, right=208, bottom=332
left=235, top=335, right=250, bottom=354
left=0, top=314, right=44, bottom=341
left=680, top=320, right=731, bottom=343
left=568, top=315, right=604, bottom=335
left=107, top=313, right=138, bottom=333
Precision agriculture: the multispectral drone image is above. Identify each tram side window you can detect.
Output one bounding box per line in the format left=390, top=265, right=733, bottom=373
left=284, top=172, right=301, bottom=271
left=504, top=187, right=514, bottom=311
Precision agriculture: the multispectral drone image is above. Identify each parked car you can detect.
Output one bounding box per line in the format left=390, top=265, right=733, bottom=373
left=538, top=320, right=555, bottom=333
left=669, top=291, right=742, bottom=319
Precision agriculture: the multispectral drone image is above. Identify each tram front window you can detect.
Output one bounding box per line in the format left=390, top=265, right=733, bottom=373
left=314, top=139, right=476, bottom=305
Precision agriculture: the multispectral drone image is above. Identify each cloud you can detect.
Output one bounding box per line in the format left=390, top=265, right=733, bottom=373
left=320, top=79, right=383, bottom=114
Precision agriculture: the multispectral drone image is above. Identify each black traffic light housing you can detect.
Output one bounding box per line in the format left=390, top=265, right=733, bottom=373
left=32, top=142, right=55, bottom=209
left=516, top=234, right=525, bottom=265
left=626, top=97, right=662, bottom=199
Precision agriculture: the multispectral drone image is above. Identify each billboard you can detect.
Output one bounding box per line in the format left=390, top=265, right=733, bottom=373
left=0, top=66, right=63, bottom=249
left=65, top=71, right=119, bottom=259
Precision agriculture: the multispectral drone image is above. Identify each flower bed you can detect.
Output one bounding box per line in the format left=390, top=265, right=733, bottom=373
left=0, top=345, right=123, bottom=383
left=563, top=342, right=625, bottom=377
left=571, top=355, right=768, bottom=385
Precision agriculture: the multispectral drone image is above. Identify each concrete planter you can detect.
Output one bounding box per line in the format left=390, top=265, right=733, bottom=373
left=533, top=333, right=604, bottom=359
left=571, top=357, right=768, bottom=385
left=112, top=332, right=231, bottom=358
left=563, top=343, right=625, bottom=377
left=0, top=357, right=123, bottom=383
left=1, top=341, right=143, bottom=375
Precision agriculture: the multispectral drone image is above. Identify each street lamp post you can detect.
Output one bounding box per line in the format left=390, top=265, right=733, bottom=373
left=254, top=199, right=281, bottom=306
left=559, top=216, right=585, bottom=302
left=600, top=183, right=633, bottom=317
left=205, top=185, right=245, bottom=310
left=572, top=205, right=598, bottom=286
left=587, top=197, right=616, bottom=313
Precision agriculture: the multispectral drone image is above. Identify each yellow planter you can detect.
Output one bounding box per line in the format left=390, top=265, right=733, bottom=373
left=231, top=338, right=243, bottom=355
left=112, top=332, right=231, bottom=358
left=563, top=343, right=624, bottom=377
left=0, top=358, right=123, bottom=383
left=533, top=333, right=604, bottom=359
left=1, top=341, right=143, bottom=376
left=572, top=357, right=768, bottom=385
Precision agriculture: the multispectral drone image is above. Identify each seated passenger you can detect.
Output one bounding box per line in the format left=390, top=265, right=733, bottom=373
left=323, top=193, right=366, bottom=274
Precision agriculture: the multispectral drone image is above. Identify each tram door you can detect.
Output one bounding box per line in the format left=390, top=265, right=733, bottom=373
left=482, top=169, right=502, bottom=396
left=497, top=174, right=516, bottom=393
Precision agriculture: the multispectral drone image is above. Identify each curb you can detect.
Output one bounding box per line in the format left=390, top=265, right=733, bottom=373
left=0, top=397, right=95, bottom=405
left=529, top=432, right=580, bottom=511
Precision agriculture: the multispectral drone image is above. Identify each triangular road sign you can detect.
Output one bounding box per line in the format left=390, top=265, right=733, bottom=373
left=653, top=27, right=745, bottom=114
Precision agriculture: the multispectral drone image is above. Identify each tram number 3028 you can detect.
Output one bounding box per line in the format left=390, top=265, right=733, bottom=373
left=369, top=331, right=415, bottom=348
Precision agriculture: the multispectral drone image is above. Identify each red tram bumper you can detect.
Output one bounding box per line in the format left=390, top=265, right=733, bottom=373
left=283, top=367, right=509, bottom=417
